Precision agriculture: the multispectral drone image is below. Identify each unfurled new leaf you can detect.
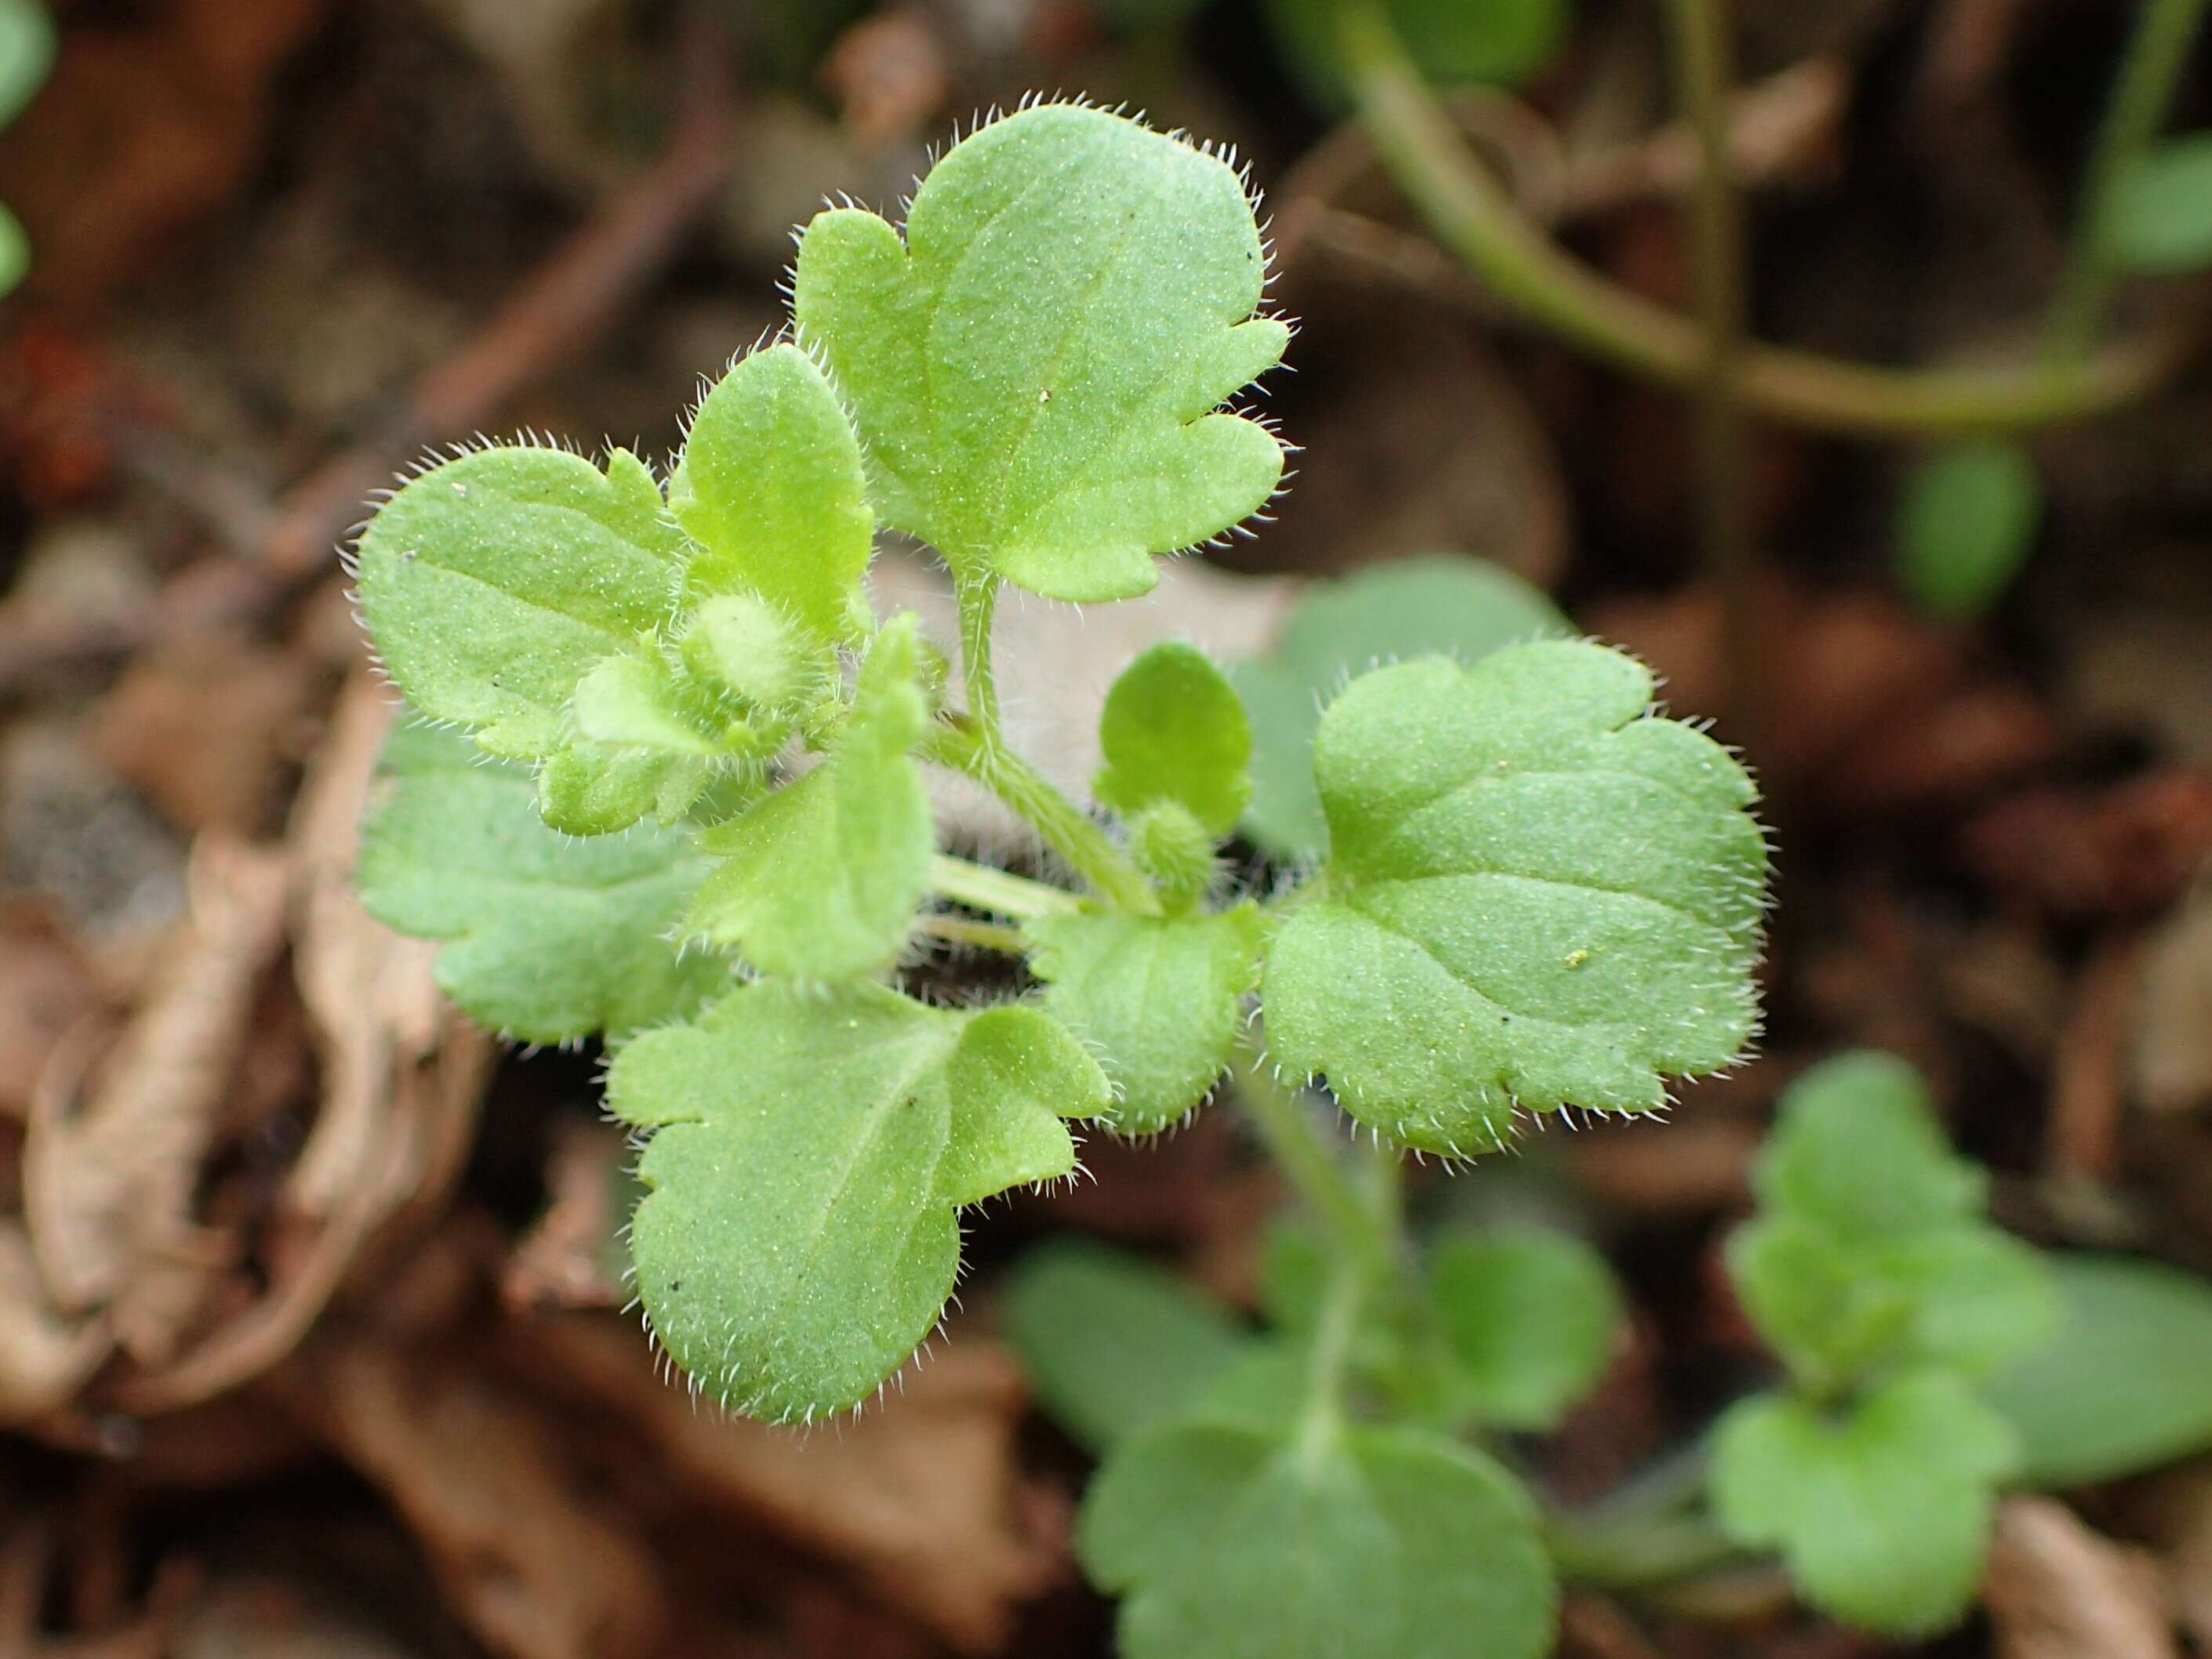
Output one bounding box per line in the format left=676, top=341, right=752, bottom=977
left=1262, top=641, right=1767, bottom=1155
left=1232, top=554, right=1571, bottom=859
left=1026, top=904, right=1262, bottom=1134
left=1710, top=1370, right=2019, bottom=1637
left=359, top=722, right=725, bottom=1044
left=356, top=445, right=687, bottom=758
left=1095, top=641, right=1253, bottom=836
left=1003, top=1240, right=1254, bottom=1453
left=1731, top=1052, right=2056, bottom=1386
left=536, top=742, right=711, bottom=837
left=793, top=103, right=1288, bottom=603
left=687, top=618, right=933, bottom=977
left=673, top=343, right=875, bottom=642
left=572, top=649, right=716, bottom=754
left=612, top=980, right=1106, bottom=1421
left=1082, top=1420, right=1556, bottom=1659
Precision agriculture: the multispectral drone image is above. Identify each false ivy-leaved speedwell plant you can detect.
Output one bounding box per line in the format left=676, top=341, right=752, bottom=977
left=349, top=103, right=1771, bottom=1429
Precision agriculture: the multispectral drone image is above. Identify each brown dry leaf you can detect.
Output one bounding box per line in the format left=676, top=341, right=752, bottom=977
left=2130, top=1461, right=2212, bottom=1649
left=2134, top=875, right=2212, bottom=1118
left=1985, top=1495, right=2177, bottom=1659
left=24, top=834, right=290, bottom=1363
left=298, top=1334, right=667, bottom=1659
left=0, top=0, right=331, bottom=307
left=0, top=1220, right=106, bottom=1425
left=1966, top=774, right=2212, bottom=921
left=0, top=903, right=102, bottom=1124
left=1587, top=578, right=2055, bottom=809
left=522, top=1313, right=1062, bottom=1654
left=108, top=674, right=493, bottom=1415
left=89, top=634, right=317, bottom=838
left=502, top=1122, right=630, bottom=1315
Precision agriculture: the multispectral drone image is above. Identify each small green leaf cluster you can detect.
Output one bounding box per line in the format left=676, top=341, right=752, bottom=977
left=351, top=99, right=1767, bottom=1445
left=1709, top=1051, right=2059, bottom=1636
left=1008, top=1225, right=1621, bottom=1659
left=0, top=0, right=54, bottom=296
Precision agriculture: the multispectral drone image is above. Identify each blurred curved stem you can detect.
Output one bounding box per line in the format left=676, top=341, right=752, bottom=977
left=1662, top=0, right=1760, bottom=739
left=2043, top=0, right=2212, bottom=360
left=1330, top=0, right=2173, bottom=436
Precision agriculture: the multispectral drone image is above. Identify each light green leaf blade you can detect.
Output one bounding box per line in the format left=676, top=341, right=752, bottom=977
left=1727, top=1216, right=1914, bottom=1386
left=2109, top=134, right=2212, bottom=274
left=1985, top=1253, right=2212, bottom=1487
left=610, top=982, right=1093, bottom=1421
left=358, top=722, right=725, bottom=1044
left=1262, top=641, right=1767, bottom=1155
left=1753, top=1051, right=1983, bottom=1236
left=355, top=445, right=688, bottom=758
left=1233, top=554, right=1572, bottom=859
left=1003, top=1240, right=1254, bottom=1453
left=1429, top=1231, right=1622, bottom=1431
left=572, top=650, right=715, bottom=754
left=1081, top=1420, right=1556, bottom=1659
left=0, top=0, right=55, bottom=132
left=688, top=619, right=933, bottom=977
left=536, top=742, right=711, bottom=837
left=1095, top=641, right=1253, bottom=836
left=1894, top=441, right=2042, bottom=621
left=1710, top=1371, right=2019, bottom=1637
left=793, top=103, right=1288, bottom=603
left=673, top=342, right=875, bottom=642
left=1026, top=903, right=1262, bottom=1134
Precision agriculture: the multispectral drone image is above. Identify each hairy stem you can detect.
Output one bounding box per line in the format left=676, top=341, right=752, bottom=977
left=1235, top=1046, right=1397, bottom=1279
left=929, top=852, right=1081, bottom=920
left=1663, top=0, right=1759, bottom=735
left=1330, top=0, right=2171, bottom=436
left=913, top=912, right=1031, bottom=954
left=954, top=567, right=1004, bottom=747
left=922, top=716, right=1163, bottom=915
left=2043, top=0, right=2212, bottom=359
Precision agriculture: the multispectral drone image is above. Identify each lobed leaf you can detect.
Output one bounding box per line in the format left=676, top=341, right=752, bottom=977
left=610, top=980, right=1107, bottom=1421
left=672, top=342, right=876, bottom=643
left=793, top=103, right=1288, bottom=603
left=1026, top=903, right=1263, bottom=1134
left=1985, top=1253, right=2212, bottom=1487
left=1081, top=1419, right=1556, bottom=1659
left=1003, top=1240, right=1254, bottom=1453
left=1751, top=1051, right=1982, bottom=1232
left=358, top=722, right=726, bottom=1044
left=1710, top=1370, right=2019, bottom=1637
left=1094, top=641, right=1253, bottom=836
left=1232, top=554, right=1571, bottom=859
left=686, top=618, right=934, bottom=978
left=1262, top=641, right=1767, bottom=1155
left=355, top=445, right=687, bottom=759
left=536, top=741, right=712, bottom=837
left=1427, top=1231, right=1621, bottom=1431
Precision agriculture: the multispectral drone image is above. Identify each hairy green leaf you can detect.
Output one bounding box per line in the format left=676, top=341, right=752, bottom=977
left=1095, top=641, right=1253, bottom=836
left=1985, top=1253, right=2212, bottom=1487
left=572, top=649, right=716, bottom=754
left=793, top=103, right=1288, bottom=603
left=1262, top=641, right=1767, bottom=1155
left=1429, top=1232, right=1621, bottom=1430
left=1710, top=1371, right=2018, bottom=1637
left=1233, top=554, right=1571, bottom=859
left=2109, top=134, right=2212, bottom=274
left=1894, top=441, right=2042, bottom=621
left=356, top=445, right=687, bottom=758
left=688, top=619, right=934, bottom=977
left=536, top=742, right=711, bottom=837
left=612, top=981, right=1106, bottom=1421
left=1082, top=1419, right=1556, bottom=1659
left=1026, top=904, right=1262, bottom=1134
left=1003, top=1240, right=1254, bottom=1453
left=673, top=342, right=876, bottom=642
left=359, top=722, right=725, bottom=1044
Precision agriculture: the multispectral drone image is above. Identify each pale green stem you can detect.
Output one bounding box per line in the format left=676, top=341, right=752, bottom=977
left=922, top=716, right=1163, bottom=916
left=2043, top=0, right=2212, bottom=360
left=1662, top=0, right=1759, bottom=736
left=928, top=852, right=1081, bottom=920
left=1330, top=0, right=2172, bottom=436
left=1234, top=1047, right=1395, bottom=1278
left=955, top=568, right=1004, bottom=748
left=913, top=912, right=1030, bottom=954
